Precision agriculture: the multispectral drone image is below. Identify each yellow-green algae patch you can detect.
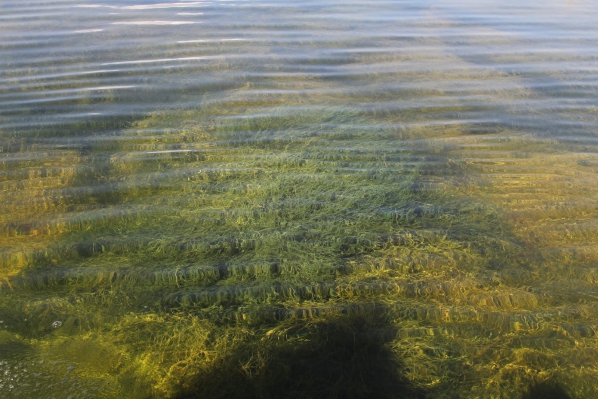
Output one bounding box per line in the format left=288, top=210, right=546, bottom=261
left=2, top=103, right=597, bottom=398
left=2, top=44, right=598, bottom=398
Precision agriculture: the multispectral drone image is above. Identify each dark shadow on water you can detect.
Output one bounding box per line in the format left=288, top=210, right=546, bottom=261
left=523, top=381, right=572, bottom=399
left=0, top=341, right=30, bottom=361
left=175, top=316, right=427, bottom=399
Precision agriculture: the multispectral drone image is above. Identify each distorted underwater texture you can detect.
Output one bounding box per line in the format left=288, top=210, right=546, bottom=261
left=1, top=0, right=598, bottom=398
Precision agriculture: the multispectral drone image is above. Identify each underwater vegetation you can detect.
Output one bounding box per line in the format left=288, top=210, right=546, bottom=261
left=2, top=84, right=598, bottom=398
left=2, top=0, right=598, bottom=398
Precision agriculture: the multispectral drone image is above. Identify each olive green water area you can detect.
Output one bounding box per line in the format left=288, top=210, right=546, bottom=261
left=1, top=0, right=598, bottom=398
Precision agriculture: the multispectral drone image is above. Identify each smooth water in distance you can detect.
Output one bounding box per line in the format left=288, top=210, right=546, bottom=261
left=1, top=0, right=598, bottom=398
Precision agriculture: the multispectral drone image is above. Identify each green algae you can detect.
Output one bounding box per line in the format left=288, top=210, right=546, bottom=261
left=2, top=94, right=597, bottom=398
left=1, top=5, right=598, bottom=398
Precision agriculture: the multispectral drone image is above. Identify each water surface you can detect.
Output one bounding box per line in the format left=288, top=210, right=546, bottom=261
left=1, top=0, right=598, bottom=398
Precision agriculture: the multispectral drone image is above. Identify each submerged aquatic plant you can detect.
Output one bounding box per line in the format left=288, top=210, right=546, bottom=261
left=2, top=91, right=597, bottom=398
left=2, top=1, right=598, bottom=398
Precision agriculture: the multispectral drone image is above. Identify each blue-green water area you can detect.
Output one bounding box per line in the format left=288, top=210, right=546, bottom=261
left=1, top=1, right=598, bottom=397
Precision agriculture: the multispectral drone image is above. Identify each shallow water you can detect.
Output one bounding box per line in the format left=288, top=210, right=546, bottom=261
left=1, top=0, right=598, bottom=398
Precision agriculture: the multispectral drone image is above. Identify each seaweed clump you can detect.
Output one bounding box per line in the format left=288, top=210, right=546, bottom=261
left=175, top=315, right=426, bottom=399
